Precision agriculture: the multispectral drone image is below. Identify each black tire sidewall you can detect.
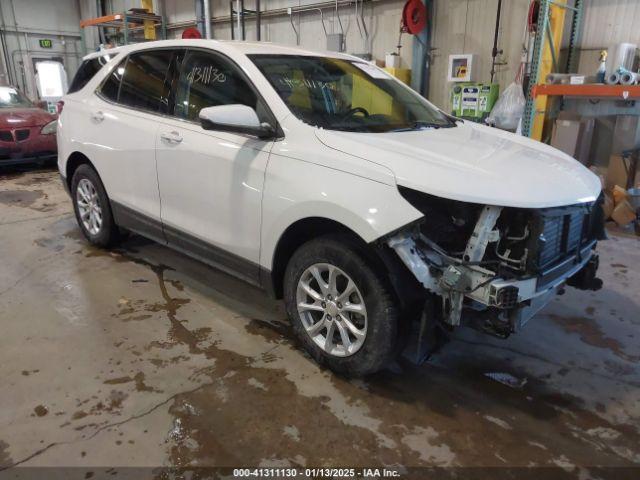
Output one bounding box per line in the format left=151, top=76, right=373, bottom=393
left=71, top=164, right=118, bottom=247
left=284, top=236, right=398, bottom=376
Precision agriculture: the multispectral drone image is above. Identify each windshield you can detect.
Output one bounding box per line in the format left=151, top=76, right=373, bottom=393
left=0, top=87, right=33, bottom=108
left=249, top=54, right=454, bottom=133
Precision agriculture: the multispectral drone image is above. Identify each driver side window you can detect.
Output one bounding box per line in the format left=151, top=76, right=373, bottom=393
left=174, top=50, right=265, bottom=123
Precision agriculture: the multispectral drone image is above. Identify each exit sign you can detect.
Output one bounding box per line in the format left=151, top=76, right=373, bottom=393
left=39, top=39, right=53, bottom=48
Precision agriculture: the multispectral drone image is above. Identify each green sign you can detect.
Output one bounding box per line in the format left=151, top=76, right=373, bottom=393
left=39, top=39, right=53, bottom=49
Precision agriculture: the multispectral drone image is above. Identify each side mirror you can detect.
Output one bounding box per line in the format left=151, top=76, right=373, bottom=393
left=199, top=104, right=276, bottom=139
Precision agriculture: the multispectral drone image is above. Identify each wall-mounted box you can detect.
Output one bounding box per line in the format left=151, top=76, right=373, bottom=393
left=327, top=34, right=344, bottom=52
left=447, top=54, right=477, bottom=83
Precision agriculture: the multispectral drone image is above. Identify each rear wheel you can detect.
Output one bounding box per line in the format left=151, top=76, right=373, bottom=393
left=71, top=164, right=120, bottom=248
left=284, top=236, right=399, bottom=376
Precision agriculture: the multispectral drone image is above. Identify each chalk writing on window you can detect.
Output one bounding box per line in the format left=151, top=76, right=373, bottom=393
left=277, top=76, right=338, bottom=91
left=186, top=65, right=227, bottom=85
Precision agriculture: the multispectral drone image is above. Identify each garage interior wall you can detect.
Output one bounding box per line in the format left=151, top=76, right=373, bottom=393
left=0, top=0, right=638, bottom=111
left=426, top=0, right=640, bottom=109
left=0, top=0, right=85, bottom=98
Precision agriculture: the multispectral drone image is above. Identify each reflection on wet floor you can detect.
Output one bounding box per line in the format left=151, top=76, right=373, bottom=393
left=1, top=169, right=639, bottom=476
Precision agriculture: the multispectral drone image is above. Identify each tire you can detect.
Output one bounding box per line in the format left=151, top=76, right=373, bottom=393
left=283, top=235, right=399, bottom=376
left=71, top=164, right=120, bottom=248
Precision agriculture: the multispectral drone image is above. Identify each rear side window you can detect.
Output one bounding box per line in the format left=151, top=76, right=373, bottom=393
left=174, top=49, right=260, bottom=122
left=68, top=53, right=118, bottom=94
left=118, top=50, right=174, bottom=113
left=98, top=59, right=125, bottom=102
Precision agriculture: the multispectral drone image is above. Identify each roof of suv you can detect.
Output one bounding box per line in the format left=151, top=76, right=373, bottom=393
left=82, top=39, right=362, bottom=62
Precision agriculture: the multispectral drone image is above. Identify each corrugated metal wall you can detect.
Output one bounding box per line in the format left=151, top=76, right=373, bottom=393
left=204, top=0, right=410, bottom=69
left=428, top=0, right=531, bottom=109
left=105, top=0, right=639, bottom=111
left=576, top=0, right=640, bottom=76
left=581, top=0, right=640, bottom=49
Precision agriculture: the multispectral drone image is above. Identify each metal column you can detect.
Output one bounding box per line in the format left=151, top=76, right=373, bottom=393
left=522, top=0, right=582, bottom=139
left=411, top=0, right=432, bottom=97
left=256, top=0, right=261, bottom=41
left=565, top=0, right=583, bottom=73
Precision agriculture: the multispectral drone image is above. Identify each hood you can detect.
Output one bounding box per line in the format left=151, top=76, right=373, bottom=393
left=315, top=121, right=601, bottom=209
left=0, top=108, right=56, bottom=129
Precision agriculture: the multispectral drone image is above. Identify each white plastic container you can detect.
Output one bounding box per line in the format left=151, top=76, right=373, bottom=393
left=606, top=42, right=637, bottom=76
left=385, top=54, right=401, bottom=69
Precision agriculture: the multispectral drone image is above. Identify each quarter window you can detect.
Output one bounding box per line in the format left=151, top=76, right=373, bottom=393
left=118, top=50, right=174, bottom=113
left=68, top=53, right=118, bottom=94
left=174, top=50, right=262, bottom=122
left=98, top=58, right=125, bottom=102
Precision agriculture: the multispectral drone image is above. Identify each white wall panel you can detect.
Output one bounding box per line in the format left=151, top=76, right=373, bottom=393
left=580, top=0, right=640, bottom=49
left=0, top=0, right=83, bottom=95
left=2, top=0, right=636, bottom=106
left=428, top=0, right=531, bottom=110
left=205, top=0, right=411, bottom=68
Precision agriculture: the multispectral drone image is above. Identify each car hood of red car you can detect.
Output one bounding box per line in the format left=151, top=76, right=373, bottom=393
left=0, top=108, right=56, bottom=128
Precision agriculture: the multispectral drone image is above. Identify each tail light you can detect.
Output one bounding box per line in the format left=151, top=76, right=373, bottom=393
left=56, top=100, right=64, bottom=114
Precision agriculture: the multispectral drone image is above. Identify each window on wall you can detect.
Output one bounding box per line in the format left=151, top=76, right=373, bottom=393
left=118, top=50, right=174, bottom=113
left=174, top=49, right=264, bottom=122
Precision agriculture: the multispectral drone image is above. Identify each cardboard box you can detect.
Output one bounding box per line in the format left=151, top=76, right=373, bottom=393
left=589, top=116, right=616, bottom=167
left=550, top=113, right=594, bottom=165
left=603, top=193, right=614, bottom=219
left=611, top=200, right=637, bottom=226
left=612, top=185, right=628, bottom=205
left=606, top=154, right=640, bottom=191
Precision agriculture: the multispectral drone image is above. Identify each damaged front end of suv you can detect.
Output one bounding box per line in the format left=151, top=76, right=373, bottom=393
left=383, top=187, right=606, bottom=362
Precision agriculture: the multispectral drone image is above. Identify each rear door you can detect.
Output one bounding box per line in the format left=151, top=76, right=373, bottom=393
left=84, top=49, right=175, bottom=240
left=155, top=48, right=275, bottom=283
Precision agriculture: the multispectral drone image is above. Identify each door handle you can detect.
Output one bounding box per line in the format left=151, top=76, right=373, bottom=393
left=91, top=111, right=104, bottom=122
left=160, top=131, right=183, bottom=144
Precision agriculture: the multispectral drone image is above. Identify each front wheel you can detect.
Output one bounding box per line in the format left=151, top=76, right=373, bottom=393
left=283, top=236, right=399, bottom=376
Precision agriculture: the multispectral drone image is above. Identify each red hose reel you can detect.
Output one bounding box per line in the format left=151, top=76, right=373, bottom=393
left=182, top=27, right=202, bottom=39
left=402, top=0, right=428, bottom=35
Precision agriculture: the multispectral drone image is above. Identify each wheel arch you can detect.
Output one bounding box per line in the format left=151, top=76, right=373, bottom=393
left=268, top=217, right=372, bottom=299
left=267, top=216, right=421, bottom=307
left=65, top=151, right=97, bottom=191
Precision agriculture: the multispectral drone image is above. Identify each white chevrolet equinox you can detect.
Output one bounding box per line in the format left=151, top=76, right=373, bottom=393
left=58, top=40, right=605, bottom=375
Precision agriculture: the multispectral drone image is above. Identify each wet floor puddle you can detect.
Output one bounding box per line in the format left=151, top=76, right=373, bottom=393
left=0, top=440, right=12, bottom=469
left=136, top=262, right=640, bottom=469
left=17, top=214, right=640, bottom=471
left=0, top=189, right=44, bottom=208
left=548, top=314, right=639, bottom=362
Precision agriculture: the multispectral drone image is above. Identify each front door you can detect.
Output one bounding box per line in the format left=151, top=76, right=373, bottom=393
left=155, top=48, right=275, bottom=284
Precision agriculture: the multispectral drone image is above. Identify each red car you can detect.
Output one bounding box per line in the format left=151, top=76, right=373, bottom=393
left=0, top=86, right=57, bottom=166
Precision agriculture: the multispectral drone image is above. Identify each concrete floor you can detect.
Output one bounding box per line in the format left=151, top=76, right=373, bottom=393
left=0, top=167, right=639, bottom=477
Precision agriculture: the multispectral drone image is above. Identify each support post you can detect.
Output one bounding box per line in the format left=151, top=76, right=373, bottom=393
left=522, top=0, right=568, bottom=140
left=240, top=0, right=245, bottom=40
left=203, top=0, right=211, bottom=38
left=256, top=0, right=261, bottom=41
left=195, top=0, right=205, bottom=37
left=230, top=0, right=234, bottom=39
left=411, top=0, right=432, bottom=97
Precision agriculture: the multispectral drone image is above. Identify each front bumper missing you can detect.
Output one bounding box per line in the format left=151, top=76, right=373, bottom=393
left=387, top=231, right=599, bottom=331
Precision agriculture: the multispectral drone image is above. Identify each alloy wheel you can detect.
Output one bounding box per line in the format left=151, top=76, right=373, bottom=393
left=296, top=263, right=368, bottom=357
left=76, top=178, right=103, bottom=236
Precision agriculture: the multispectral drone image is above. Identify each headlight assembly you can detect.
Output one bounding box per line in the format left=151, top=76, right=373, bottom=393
left=41, top=120, right=57, bottom=135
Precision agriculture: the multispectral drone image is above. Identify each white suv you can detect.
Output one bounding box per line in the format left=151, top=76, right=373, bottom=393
left=58, top=40, right=605, bottom=375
